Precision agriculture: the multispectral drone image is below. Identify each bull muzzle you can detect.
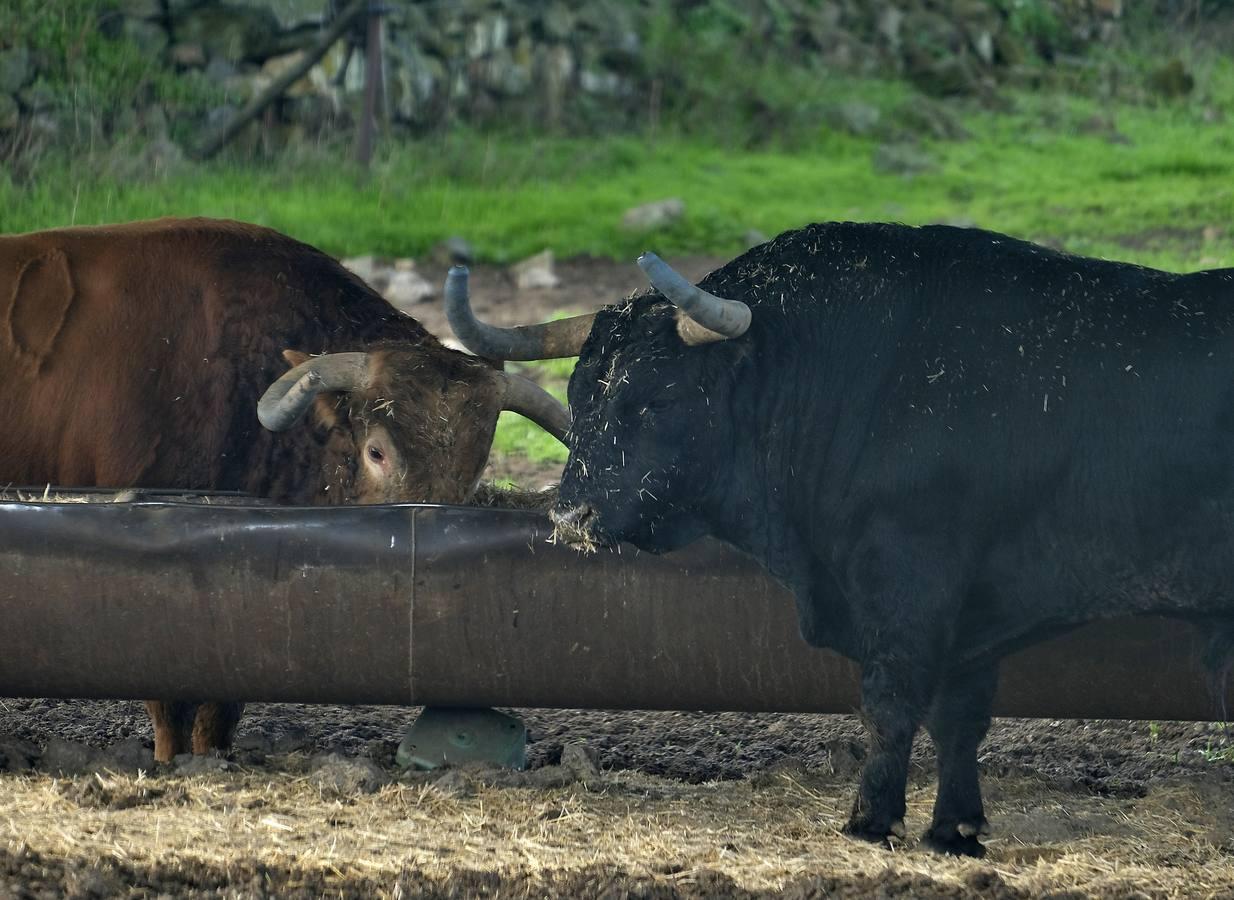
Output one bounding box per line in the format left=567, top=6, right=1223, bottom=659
left=549, top=503, right=609, bottom=552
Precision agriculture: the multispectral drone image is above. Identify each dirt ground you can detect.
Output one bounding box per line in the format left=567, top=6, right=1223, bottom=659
left=2, top=257, right=1233, bottom=897
left=1, top=700, right=1233, bottom=897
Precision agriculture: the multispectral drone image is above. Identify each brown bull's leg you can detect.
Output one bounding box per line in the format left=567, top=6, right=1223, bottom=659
left=192, top=701, right=246, bottom=755
left=144, top=700, right=198, bottom=763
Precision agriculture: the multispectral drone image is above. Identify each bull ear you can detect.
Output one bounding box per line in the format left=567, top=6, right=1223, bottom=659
left=276, top=348, right=343, bottom=431
left=282, top=349, right=311, bottom=368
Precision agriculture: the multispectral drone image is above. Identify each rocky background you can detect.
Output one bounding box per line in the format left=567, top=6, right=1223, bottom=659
left=2, top=0, right=1193, bottom=169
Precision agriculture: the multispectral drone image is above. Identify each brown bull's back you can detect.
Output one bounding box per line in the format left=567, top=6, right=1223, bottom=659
left=0, top=217, right=428, bottom=494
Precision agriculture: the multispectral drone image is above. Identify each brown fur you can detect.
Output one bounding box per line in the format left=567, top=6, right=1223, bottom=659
left=5, top=248, right=76, bottom=374
left=0, top=218, right=510, bottom=761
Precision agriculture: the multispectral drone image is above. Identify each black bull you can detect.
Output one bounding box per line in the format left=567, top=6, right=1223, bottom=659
left=447, top=222, right=1234, bottom=856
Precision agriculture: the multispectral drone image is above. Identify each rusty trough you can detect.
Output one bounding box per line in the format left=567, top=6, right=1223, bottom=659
left=0, top=495, right=1228, bottom=722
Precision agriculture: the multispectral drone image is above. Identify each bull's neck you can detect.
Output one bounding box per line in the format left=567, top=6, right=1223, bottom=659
left=701, top=421, right=835, bottom=652
left=702, top=343, right=837, bottom=599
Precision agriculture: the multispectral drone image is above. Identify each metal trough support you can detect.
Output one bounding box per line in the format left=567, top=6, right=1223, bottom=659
left=0, top=499, right=1228, bottom=721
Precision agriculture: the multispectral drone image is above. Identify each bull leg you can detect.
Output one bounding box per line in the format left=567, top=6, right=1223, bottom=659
left=844, top=657, right=934, bottom=844
left=838, top=524, right=959, bottom=845
left=923, top=665, right=998, bottom=857
left=144, top=700, right=198, bottom=763
left=192, top=701, right=246, bottom=755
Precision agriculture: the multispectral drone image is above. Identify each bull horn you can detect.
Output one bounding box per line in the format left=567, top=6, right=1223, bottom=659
left=257, top=352, right=372, bottom=432
left=637, top=252, right=751, bottom=344
left=499, top=372, right=571, bottom=444
left=445, top=266, right=595, bottom=360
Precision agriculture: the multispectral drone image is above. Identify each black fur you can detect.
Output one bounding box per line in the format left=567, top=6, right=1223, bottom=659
left=556, top=222, right=1234, bottom=854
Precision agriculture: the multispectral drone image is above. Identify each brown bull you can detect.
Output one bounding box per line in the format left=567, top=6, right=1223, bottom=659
left=0, top=217, right=566, bottom=762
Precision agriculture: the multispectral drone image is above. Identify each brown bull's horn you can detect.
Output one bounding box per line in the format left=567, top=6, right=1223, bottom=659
left=637, top=252, right=752, bottom=345
left=257, top=352, right=372, bottom=431
left=444, top=266, right=595, bottom=360
left=500, top=372, right=571, bottom=444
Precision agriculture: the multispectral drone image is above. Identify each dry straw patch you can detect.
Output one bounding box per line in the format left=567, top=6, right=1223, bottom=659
left=2, top=765, right=1233, bottom=897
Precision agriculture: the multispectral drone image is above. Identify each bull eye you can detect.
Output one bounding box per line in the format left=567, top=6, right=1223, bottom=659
left=367, top=445, right=385, bottom=463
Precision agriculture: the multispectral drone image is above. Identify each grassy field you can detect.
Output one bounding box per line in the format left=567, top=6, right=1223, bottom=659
left=4, top=52, right=1232, bottom=477
left=4, top=56, right=1232, bottom=270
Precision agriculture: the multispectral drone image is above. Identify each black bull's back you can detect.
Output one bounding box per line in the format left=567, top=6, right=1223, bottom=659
left=775, top=226, right=1234, bottom=658
left=640, top=224, right=1234, bottom=651
left=555, top=222, right=1234, bottom=852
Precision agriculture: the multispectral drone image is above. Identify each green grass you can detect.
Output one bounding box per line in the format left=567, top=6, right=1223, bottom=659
left=1199, top=730, right=1234, bottom=763
left=4, top=63, right=1232, bottom=272
left=5, top=57, right=1234, bottom=479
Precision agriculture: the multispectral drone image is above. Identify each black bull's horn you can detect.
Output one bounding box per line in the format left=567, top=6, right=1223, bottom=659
left=636, top=252, right=752, bottom=345
left=257, top=351, right=571, bottom=443
left=443, top=258, right=752, bottom=360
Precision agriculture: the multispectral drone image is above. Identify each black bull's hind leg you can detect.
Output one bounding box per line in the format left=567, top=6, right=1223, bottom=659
left=923, top=665, right=998, bottom=857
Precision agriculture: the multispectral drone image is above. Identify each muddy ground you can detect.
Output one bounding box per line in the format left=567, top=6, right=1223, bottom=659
left=3, top=257, right=1234, bottom=897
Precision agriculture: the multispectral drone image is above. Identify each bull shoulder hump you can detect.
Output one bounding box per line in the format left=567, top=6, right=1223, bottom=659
left=4, top=245, right=76, bottom=375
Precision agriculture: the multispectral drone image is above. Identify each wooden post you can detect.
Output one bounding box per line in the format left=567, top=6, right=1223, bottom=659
left=356, top=1, right=385, bottom=167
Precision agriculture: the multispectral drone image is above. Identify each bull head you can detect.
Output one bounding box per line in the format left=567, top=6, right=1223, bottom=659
left=443, top=255, right=752, bottom=552
left=257, top=347, right=569, bottom=504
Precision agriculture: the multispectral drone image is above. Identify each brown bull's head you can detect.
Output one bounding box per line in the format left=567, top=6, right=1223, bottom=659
left=258, top=344, right=568, bottom=504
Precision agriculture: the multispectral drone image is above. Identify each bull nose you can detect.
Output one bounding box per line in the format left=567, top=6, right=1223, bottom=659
left=550, top=503, right=595, bottom=532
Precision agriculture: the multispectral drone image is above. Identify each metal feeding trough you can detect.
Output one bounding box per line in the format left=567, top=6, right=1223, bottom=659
left=0, top=491, right=1229, bottom=768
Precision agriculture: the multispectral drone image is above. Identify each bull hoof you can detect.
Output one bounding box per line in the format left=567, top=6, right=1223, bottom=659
left=843, top=816, right=905, bottom=848
left=923, top=823, right=988, bottom=858
left=957, top=819, right=991, bottom=838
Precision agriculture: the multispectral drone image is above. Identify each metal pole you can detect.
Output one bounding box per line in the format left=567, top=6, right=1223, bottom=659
left=0, top=499, right=1227, bottom=721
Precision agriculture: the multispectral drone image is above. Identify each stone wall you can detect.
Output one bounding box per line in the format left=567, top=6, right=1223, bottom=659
left=0, top=0, right=1128, bottom=159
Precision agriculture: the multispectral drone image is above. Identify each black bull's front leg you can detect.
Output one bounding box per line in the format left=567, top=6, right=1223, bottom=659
left=924, top=665, right=998, bottom=855
left=831, top=526, right=992, bottom=855
left=845, top=652, right=996, bottom=857
left=845, top=655, right=932, bottom=844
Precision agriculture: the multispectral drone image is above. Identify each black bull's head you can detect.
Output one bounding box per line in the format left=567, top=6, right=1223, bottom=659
left=444, top=254, right=753, bottom=552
